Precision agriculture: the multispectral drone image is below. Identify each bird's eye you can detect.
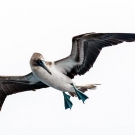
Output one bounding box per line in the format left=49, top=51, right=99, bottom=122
left=36, top=60, right=43, bottom=65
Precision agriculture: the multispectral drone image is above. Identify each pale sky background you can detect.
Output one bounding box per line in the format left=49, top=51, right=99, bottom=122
left=0, top=0, right=135, bottom=135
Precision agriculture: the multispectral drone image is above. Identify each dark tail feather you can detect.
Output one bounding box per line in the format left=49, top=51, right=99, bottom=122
left=0, top=89, right=7, bottom=111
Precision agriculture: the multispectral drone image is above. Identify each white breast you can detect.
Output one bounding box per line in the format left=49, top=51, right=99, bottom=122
left=31, top=62, right=73, bottom=92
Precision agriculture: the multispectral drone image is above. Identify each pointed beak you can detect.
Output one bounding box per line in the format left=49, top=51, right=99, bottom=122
left=42, top=63, right=52, bottom=75
left=36, top=60, right=52, bottom=75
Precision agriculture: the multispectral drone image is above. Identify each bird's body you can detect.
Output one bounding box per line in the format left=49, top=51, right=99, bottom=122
left=1, top=32, right=135, bottom=110
left=31, top=61, right=73, bottom=92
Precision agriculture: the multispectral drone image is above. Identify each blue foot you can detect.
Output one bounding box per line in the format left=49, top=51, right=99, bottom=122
left=63, top=92, right=73, bottom=109
left=71, top=83, right=89, bottom=103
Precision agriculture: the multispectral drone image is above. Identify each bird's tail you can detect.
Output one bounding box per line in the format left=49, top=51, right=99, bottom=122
left=69, top=84, right=100, bottom=97
left=0, top=89, right=7, bottom=111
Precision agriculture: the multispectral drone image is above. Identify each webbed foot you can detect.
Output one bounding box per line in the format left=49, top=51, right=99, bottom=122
left=63, top=92, right=73, bottom=109
left=71, top=83, right=89, bottom=103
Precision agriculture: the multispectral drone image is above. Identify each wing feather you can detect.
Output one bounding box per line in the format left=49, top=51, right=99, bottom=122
left=55, top=33, right=135, bottom=79
left=0, top=73, right=49, bottom=110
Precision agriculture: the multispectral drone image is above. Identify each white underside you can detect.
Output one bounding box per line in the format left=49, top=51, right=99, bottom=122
left=31, top=62, right=74, bottom=92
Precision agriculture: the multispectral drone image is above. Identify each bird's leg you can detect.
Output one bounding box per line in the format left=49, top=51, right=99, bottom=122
left=71, top=83, right=89, bottom=103
left=63, top=92, right=73, bottom=109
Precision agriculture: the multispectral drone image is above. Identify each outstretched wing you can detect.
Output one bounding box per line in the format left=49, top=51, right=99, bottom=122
left=55, top=33, right=135, bottom=78
left=0, top=73, right=49, bottom=110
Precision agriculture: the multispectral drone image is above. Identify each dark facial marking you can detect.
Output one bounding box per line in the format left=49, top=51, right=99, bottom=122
left=36, top=60, right=44, bottom=66
left=36, top=60, right=52, bottom=75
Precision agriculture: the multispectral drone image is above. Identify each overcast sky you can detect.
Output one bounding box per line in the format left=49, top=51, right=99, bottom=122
left=0, top=0, right=135, bottom=135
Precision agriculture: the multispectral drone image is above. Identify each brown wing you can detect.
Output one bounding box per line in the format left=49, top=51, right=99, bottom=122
left=0, top=73, right=49, bottom=110
left=55, top=33, right=135, bottom=79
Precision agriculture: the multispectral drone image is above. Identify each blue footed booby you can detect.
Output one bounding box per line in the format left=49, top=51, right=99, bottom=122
left=0, top=33, right=135, bottom=110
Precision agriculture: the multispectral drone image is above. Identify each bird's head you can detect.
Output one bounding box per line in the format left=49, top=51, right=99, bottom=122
left=30, top=53, right=52, bottom=75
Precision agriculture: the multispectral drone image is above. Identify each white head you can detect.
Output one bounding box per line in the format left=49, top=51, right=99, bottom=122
left=30, top=53, right=52, bottom=75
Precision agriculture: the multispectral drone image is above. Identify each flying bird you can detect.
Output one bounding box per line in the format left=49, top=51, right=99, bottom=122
left=0, top=33, right=135, bottom=111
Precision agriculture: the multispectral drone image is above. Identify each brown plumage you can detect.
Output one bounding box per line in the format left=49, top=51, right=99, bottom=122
left=45, top=61, right=52, bottom=66
left=30, top=53, right=44, bottom=66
